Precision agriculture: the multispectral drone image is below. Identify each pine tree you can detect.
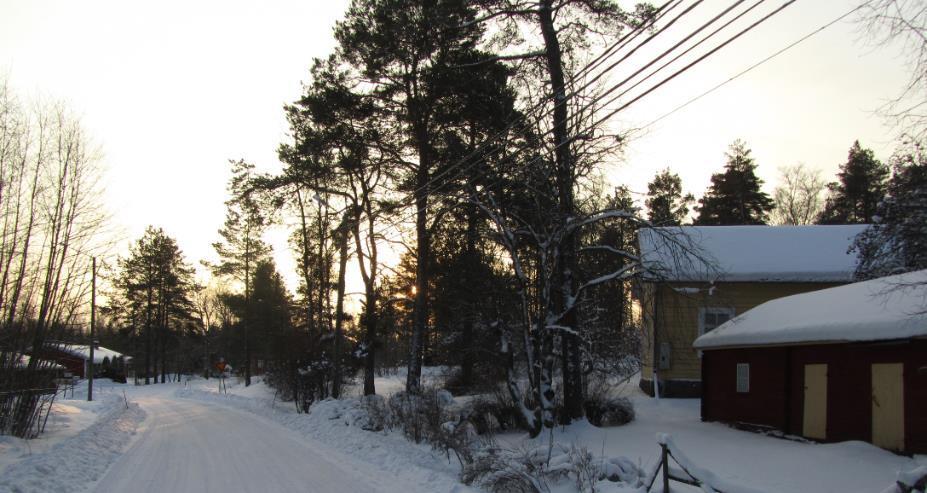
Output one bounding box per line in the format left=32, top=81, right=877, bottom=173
left=819, top=141, right=889, bottom=224
left=211, top=160, right=271, bottom=386
left=112, top=227, right=196, bottom=384
left=335, top=0, right=486, bottom=394
left=851, top=141, right=927, bottom=279
left=695, top=140, right=774, bottom=225
left=646, top=168, right=694, bottom=226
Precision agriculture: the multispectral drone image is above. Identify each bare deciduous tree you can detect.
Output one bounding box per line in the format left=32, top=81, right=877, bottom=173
left=858, top=0, right=927, bottom=138
left=0, top=79, right=112, bottom=437
left=771, top=163, right=826, bottom=225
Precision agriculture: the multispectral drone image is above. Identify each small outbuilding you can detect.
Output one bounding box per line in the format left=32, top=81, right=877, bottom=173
left=41, top=344, right=130, bottom=379
left=694, top=270, right=927, bottom=454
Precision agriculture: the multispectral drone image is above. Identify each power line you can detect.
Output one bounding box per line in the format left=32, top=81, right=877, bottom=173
left=417, top=0, right=798, bottom=228
left=395, top=0, right=781, bottom=213
left=402, top=0, right=687, bottom=203
left=337, top=0, right=801, bottom=247
left=589, top=0, right=798, bottom=134
left=416, top=0, right=782, bottom=202
left=636, top=0, right=873, bottom=132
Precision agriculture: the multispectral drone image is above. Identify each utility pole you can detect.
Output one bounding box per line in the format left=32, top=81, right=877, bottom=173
left=88, top=257, right=96, bottom=401
left=331, top=211, right=351, bottom=399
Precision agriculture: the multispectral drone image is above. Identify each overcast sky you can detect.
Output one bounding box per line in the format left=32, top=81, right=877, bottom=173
left=0, top=0, right=910, bottom=297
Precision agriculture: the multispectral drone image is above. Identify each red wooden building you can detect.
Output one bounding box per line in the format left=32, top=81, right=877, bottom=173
left=694, top=270, right=927, bottom=454
left=40, top=344, right=129, bottom=379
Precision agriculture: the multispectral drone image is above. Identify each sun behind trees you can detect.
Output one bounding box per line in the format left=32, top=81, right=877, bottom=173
left=236, top=0, right=670, bottom=435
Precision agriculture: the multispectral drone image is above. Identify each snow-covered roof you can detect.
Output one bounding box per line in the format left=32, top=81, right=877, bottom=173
left=48, top=344, right=130, bottom=364
left=4, top=354, right=65, bottom=370
left=639, top=225, right=867, bottom=282
left=694, top=270, right=927, bottom=349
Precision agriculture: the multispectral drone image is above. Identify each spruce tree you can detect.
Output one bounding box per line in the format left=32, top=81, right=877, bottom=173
left=851, top=141, right=927, bottom=279
left=819, top=141, right=889, bottom=224
left=249, top=259, right=293, bottom=365
left=646, top=168, right=694, bottom=226
left=695, top=140, right=774, bottom=225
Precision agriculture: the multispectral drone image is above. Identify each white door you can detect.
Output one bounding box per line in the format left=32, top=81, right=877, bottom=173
left=871, top=363, right=905, bottom=451
left=803, top=364, right=827, bottom=440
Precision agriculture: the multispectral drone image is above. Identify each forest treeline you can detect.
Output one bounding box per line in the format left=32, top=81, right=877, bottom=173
left=3, top=0, right=926, bottom=440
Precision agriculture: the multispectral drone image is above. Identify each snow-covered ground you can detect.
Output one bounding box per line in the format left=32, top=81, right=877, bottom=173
left=0, top=380, right=145, bottom=493
left=0, top=372, right=922, bottom=492
left=183, top=372, right=925, bottom=492
left=179, top=372, right=470, bottom=493
left=510, top=381, right=925, bottom=492
left=95, top=383, right=389, bottom=493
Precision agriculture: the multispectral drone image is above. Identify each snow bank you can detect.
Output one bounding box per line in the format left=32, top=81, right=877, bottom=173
left=640, top=225, right=865, bottom=282
left=695, top=269, right=927, bottom=349
left=178, top=383, right=474, bottom=493
left=880, top=465, right=927, bottom=493
left=0, top=394, right=145, bottom=493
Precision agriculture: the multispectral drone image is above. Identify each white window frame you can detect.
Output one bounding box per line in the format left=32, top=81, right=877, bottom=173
left=698, top=306, right=736, bottom=336
left=736, top=363, right=750, bottom=393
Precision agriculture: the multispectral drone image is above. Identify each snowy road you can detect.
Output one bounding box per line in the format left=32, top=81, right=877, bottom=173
left=94, top=387, right=382, bottom=493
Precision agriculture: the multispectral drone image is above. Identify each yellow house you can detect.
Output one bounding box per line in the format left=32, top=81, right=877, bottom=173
left=636, top=225, right=866, bottom=397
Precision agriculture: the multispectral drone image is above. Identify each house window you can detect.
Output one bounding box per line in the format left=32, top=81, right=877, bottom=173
left=736, top=363, right=750, bottom=393
left=699, top=307, right=735, bottom=335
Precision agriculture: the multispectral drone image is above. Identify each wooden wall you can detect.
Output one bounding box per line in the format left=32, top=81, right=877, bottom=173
left=702, top=339, right=927, bottom=454
left=639, top=281, right=840, bottom=393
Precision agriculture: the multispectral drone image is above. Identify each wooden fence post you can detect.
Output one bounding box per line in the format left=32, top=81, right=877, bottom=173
left=662, top=442, right=670, bottom=493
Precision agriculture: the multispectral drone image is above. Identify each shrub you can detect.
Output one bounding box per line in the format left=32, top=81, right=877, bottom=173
left=359, top=394, right=389, bottom=431
left=583, top=375, right=635, bottom=427
left=463, top=387, right=523, bottom=436
left=463, top=443, right=647, bottom=493
left=461, top=449, right=547, bottom=493
left=442, top=362, right=506, bottom=396
left=583, top=396, right=634, bottom=427
left=385, top=387, right=479, bottom=465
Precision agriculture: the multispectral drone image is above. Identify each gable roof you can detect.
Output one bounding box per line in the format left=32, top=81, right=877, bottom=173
left=693, top=269, right=927, bottom=350
left=48, top=344, right=130, bottom=364
left=639, top=225, right=867, bottom=282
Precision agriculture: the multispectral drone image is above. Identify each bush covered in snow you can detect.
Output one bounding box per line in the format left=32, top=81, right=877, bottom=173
left=264, top=358, right=357, bottom=412
left=583, top=396, right=634, bottom=428
left=582, top=375, right=636, bottom=428
left=462, top=443, right=649, bottom=493
left=461, top=388, right=523, bottom=436
left=376, top=387, right=478, bottom=465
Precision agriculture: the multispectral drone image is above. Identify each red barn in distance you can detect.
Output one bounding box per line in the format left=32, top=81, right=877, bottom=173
left=39, top=343, right=130, bottom=379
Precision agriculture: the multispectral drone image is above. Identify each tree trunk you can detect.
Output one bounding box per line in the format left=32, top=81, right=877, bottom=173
left=539, top=0, right=583, bottom=422
left=406, top=129, right=432, bottom=394
left=244, top=247, right=252, bottom=387
left=363, top=288, right=377, bottom=396
left=145, top=278, right=152, bottom=385
left=460, top=205, right=478, bottom=389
